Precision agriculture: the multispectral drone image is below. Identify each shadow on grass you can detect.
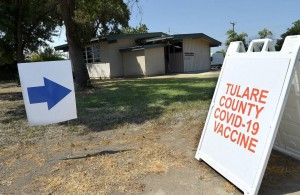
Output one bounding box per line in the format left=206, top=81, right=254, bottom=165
left=73, top=76, right=218, bottom=131
left=0, top=105, right=26, bottom=124
left=0, top=92, right=23, bottom=101
left=0, top=92, right=26, bottom=124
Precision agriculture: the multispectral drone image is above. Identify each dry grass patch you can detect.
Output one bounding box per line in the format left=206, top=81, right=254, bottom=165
left=34, top=142, right=185, bottom=194
left=224, top=181, right=237, bottom=193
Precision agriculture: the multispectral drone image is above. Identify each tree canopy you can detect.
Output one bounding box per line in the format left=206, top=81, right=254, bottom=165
left=0, top=0, right=134, bottom=87
left=121, top=23, right=148, bottom=34
left=0, top=0, right=59, bottom=64
left=30, top=47, right=65, bottom=62
left=258, top=28, right=273, bottom=39
left=60, top=0, right=130, bottom=47
left=215, top=49, right=226, bottom=56
left=276, top=20, right=300, bottom=51
left=225, top=29, right=248, bottom=48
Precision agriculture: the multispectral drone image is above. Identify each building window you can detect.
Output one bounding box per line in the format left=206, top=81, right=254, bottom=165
left=83, top=44, right=101, bottom=63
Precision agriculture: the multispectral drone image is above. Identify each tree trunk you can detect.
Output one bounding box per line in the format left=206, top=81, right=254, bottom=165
left=16, top=0, right=24, bottom=63
left=59, top=0, right=89, bottom=90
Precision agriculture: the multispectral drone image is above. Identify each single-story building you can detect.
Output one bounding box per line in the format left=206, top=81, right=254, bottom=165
left=55, top=32, right=221, bottom=79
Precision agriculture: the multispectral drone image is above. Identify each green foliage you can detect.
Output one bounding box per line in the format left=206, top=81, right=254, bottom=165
left=0, top=0, right=59, bottom=64
left=225, top=29, right=248, bottom=48
left=0, top=38, right=15, bottom=65
left=276, top=20, right=300, bottom=51
left=121, top=23, right=148, bottom=34
left=30, top=47, right=65, bottom=62
left=215, top=50, right=226, bottom=56
left=258, top=28, right=273, bottom=39
left=67, top=0, right=130, bottom=46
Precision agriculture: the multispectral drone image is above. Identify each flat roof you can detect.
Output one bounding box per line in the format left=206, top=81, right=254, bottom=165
left=99, top=32, right=168, bottom=42
left=119, top=43, right=166, bottom=52
left=54, top=44, right=68, bottom=52
left=54, top=32, right=167, bottom=51
left=54, top=32, right=221, bottom=51
left=173, top=33, right=221, bottom=47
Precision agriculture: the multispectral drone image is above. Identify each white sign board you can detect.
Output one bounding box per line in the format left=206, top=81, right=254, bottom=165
left=18, top=60, right=77, bottom=126
left=196, top=36, right=300, bottom=195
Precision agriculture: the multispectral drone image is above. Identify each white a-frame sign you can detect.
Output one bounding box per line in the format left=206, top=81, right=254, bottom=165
left=195, top=35, right=300, bottom=195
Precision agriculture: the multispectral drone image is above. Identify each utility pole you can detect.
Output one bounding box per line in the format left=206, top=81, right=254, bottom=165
left=230, top=22, right=236, bottom=32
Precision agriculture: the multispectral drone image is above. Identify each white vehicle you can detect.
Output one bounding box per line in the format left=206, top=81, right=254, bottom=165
left=211, top=52, right=224, bottom=68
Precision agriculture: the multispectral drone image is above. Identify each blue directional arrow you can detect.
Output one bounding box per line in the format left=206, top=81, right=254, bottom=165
left=27, top=77, right=72, bottom=110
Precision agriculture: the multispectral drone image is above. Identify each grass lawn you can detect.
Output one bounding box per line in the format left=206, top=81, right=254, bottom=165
left=1, top=73, right=217, bottom=146
left=75, top=75, right=217, bottom=131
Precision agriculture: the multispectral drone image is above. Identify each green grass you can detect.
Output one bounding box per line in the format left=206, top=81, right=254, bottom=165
left=0, top=73, right=218, bottom=147
left=75, top=75, right=218, bottom=131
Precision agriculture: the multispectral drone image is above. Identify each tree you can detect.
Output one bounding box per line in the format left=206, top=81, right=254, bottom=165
left=58, top=0, right=130, bottom=89
left=216, top=49, right=226, bottom=56
left=30, top=47, right=65, bottom=62
left=225, top=29, right=248, bottom=48
left=59, top=0, right=88, bottom=90
left=0, top=0, right=59, bottom=64
left=276, top=20, right=300, bottom=51
left=121, top=23, right=148, bottom=34
left=258, top=28, right=273, bottom=39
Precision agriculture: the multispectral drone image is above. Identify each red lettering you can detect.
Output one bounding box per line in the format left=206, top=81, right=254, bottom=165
left=247, top=102, right=255, bottom=116
left=250, top=88, right=260, bottom=102
left=217, top=123, right=224, bottom=135
left=230, top=130, right=238, bottom=142
left=219, top=110, right=226, bottom=120
left=214, top=108, right=220, bottom=119
left=233, top=115, right=242, bottom=128
left=241, top=87, right=250, bottom=99
left=226, top=83, right=232, bottom=95
left=224, top=126, right=231, bottom=138
left=255, top=106, right=264, bottom=119
left=248, top=138, right=258, bottom=153
left=238, top=133, right=250, bottom=148
left=259, top=90, right=269, bottom=104
left=214, top=121, right=220, bottom=132
left=219, top=96, right=226, bottom=107
left=224, top=83, right=268, bottom=105
left=224, top=97, right=232, bottom=109
left=236, top=85, right=242, bottom=98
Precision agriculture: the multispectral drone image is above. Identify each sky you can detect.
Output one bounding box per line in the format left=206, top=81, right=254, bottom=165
left=51, top=0, right=300, bottom=52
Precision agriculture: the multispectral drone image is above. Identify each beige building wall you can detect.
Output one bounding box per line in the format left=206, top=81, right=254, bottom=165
left=86, top=42, right=111, bottom=79
left=86, top=39, right=136, bottom=78
left=86, top=63, right=110, bottom=79
left=100, top=42, right=110, bottom=62
left=85, top=36, right=213, bottom=78
left=183, top=38, right=211, bottom=72
left=144, top=47, right=165, bottom=76
left=122, top=50, right=146, bottom=76
left=108, top=39, right=136, bottom=77
left=169, top=52, right=184, bottom=73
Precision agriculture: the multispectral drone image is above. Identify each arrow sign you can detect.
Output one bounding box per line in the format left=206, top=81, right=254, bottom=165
left=27, top=77, right=72, bottom=110
left=18, top=60, right=77, bottom=126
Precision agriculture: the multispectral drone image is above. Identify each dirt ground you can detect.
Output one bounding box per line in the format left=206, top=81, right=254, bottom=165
left=1, top=72, right=300, bottom=195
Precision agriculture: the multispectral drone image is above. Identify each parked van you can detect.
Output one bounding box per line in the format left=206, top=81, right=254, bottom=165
left=211, top=52, right=224, bottom=69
